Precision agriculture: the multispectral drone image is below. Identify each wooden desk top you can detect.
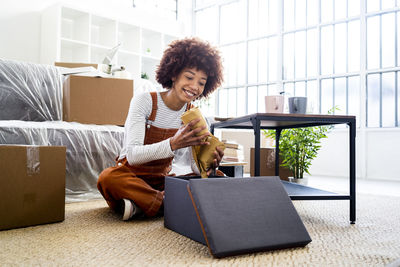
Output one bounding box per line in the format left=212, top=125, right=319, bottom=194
left=212, top=113, right=356, bottom=130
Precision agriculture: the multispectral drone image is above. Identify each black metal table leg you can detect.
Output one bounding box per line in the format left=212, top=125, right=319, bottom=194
left=275, top=129, right=282, bottom=177
left=349, top=121, right=356, bottom=224
left=253, top=118, right=261, bottom=176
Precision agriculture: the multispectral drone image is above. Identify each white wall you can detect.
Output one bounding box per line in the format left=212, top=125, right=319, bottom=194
left=0, top=0, right=45, bottom=62
left=309, top=128, right=400, bottom=181
left=0, top=0, right=190, bottom=64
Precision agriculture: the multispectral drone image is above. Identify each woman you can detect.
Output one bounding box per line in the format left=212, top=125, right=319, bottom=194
left=97, top=37, right=224, bottom=220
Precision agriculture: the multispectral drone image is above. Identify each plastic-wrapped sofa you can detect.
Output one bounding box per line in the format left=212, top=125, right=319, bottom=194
left=0, top=59, right=62, bottom=121
left=0, top=59, right=124, bottom=202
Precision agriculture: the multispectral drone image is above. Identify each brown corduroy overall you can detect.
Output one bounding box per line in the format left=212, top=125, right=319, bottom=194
left=97, top=92, right=188, bottom=217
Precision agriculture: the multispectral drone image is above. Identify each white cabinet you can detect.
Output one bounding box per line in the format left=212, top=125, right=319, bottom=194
left=40, top=4, right=182, bottom=85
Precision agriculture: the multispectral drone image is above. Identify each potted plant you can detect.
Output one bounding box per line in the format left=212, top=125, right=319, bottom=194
left=141, top=72, right=149, bottom=80
left=262, top=107, right=338, bottom=184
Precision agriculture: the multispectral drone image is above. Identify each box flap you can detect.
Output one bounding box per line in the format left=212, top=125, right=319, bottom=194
left=164, top=177, right=206, bottom=245
left=187, top=176, right=312, bottom=258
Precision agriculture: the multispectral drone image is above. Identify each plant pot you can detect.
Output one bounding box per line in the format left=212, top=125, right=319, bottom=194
left=288, top=177, right=308, bottom=186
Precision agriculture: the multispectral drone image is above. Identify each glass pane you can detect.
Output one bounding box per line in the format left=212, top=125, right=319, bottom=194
left=220, top=0, right=246, bottom=44
left=195, top=0, right=215, bottom=7
left=269, top=0, right=278, bottom=34
left=269, top=84, right=278, bottom=95
left=307, top=0, right=318, bottom=26
left=237, top=87, right=246, bottom=116
left=248, top=40, right=258, bottom=84
left=259, top=0, right=269, bottom=36
left=335, top=0, right=347, bottom=20
left=321, top=0, right=334, bottom=23
left=321, top=25, right=334, bottom=75
left=284, top=0, right=295, bottom=31
left=382, top=72, right=396, bottom=127
left=367, top=74, right=380, bottom=127
left=321, top=78, right=334, bottom=114
left=348, top=76, right=360, bottom=126
left=367, top=16, right=380, bottom=69
left=334, top=77, right=347, bottom=115
left=284, top=82, right=295, bottom=97
left=398, top=73, right=400, bottom=127
left=284, top=83, right=294, bottom=112
left=248, top=86, right=258, bottom=114
left=307, top=29, right=318, bottom=76
left=258, top=86, right=268, bottom=112
left=295, top=81, right=306, bottom=96
left=335, top=23, right=347, bottom=74
left=295, top=31, right=306, bottom=78
left=228, top=88, right=237, bottom=117
left=382, top=13, right=396, bottom=68
left=283, top=33, right=295, bottom=79
left=382, top=0, right=396, bottom=9
left=198, top=93, right=216, bottom=117
left=219, top=46, right=228, bottom=86
left=249, top=0, right=259, bottom=38
left=221, top=46, right=236, bottom=86
left=218, top=89, right=228, bottom=117
left=207, top=94, right=216, bottom=117
left=398, top=12, right=400, bottom=66
left=269, top=36, right=278, bottom=81
left=348, top=20, right=360, bottom=72
left=237, top=43, right=246, bottom=85
left=307, top=80, right=319, bottom=113
left=348, top=0, right=360, bottom=17
left=195, top=7, right=218, bottom=44
left=258, top=39, right=268, bottom=83
left=295, top=0, right=307, bottom=29
left=367, top=0, right=380, bottom=13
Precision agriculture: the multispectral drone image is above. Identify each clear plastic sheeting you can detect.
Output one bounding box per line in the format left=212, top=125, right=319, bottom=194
left=0, top=120, right=124, bottom=202
left=0, top=59, right=63, bottom=121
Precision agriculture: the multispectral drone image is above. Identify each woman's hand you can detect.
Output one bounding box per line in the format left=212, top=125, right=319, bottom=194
left=206, top=146, right=224, bottom=176
left=170, top=118, right=210, bottom=151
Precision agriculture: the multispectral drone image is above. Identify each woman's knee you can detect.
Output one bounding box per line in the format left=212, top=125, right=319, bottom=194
left=97, top=167, right=116, bottom=189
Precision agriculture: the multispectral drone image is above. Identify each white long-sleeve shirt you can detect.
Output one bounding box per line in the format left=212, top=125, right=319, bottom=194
left=119, top=92, right=199, bottom=176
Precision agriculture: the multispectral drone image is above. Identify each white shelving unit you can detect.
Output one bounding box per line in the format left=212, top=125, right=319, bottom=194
left=41, top=4, right=182, bottom=85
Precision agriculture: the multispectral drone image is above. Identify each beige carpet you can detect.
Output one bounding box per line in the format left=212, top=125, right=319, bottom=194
left=1, top=194, right=400, bottom=266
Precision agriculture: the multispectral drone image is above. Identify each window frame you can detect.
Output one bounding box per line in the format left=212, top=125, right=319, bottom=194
left=193, top=0, right=400, bottom=128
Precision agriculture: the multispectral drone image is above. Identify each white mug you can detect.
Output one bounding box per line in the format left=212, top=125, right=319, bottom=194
left=265, top=95, right=284, bottom=113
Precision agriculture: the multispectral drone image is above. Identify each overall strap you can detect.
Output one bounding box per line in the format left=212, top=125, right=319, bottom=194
left=148, top=92, right=158, bottom=122
left=185, top=102, right=193, bottom=111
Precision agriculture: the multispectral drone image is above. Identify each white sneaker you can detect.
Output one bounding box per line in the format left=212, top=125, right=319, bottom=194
left=122, top=199, right=135, bottom=221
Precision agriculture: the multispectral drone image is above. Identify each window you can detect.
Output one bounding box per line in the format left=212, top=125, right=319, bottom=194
left=194, top=0, right=400, bottom=127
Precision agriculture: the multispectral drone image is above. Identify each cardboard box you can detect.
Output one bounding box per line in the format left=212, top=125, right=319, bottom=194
left=63, top=75, right=133, bottom=125
left=55, top=62, right=98, bottom=69
left=0, top=145, right=66, bottom=231
left=164, top=176, right=311, bottom=258
left=250, top=148, right=293, bottom=180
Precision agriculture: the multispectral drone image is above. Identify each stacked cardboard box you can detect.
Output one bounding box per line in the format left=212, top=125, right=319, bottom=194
left=250, top=148, right=293, bottom=181
left=58, top=62, right=134, bottom=126
left=63, top=75, right=133, bottom=125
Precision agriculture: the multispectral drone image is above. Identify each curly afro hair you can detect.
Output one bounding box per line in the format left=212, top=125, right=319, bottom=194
left=156, top=37, right=223, bottom=99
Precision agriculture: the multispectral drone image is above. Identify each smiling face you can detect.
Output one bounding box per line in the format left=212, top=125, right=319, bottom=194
left=171, top=68, right=208, bottom=104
